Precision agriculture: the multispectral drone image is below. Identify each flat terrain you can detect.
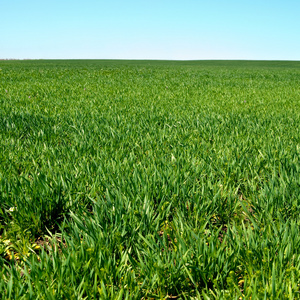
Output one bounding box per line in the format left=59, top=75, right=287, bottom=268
left=1, top=60, right=300, bottom=299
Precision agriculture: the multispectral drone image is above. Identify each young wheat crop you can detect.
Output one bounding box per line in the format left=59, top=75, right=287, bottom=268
left=1, top=60, right=300, bottom=299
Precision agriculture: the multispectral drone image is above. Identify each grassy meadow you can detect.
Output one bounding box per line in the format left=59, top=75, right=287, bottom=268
left=1, top=59, right=300, bottom=299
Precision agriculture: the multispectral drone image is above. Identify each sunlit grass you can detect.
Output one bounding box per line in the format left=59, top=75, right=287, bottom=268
left=1, top=60, right=300, bottom=298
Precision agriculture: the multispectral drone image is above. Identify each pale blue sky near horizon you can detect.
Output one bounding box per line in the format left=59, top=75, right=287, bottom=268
left=1, top=0, right=299, bottom=60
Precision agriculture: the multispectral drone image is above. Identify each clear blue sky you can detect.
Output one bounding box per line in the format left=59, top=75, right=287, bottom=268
left=1, top=0, right=299, bottom=60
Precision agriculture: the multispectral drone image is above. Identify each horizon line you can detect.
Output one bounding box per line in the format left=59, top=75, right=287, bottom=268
left=0, top=58, right=299, bottom=62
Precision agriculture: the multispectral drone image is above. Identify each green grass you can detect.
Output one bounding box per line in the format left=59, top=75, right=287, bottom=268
left=1, top=60, right=300, bottom=299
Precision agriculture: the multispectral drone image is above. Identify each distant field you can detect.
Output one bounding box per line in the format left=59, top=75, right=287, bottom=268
left=1, top=60, right=300, bottom=299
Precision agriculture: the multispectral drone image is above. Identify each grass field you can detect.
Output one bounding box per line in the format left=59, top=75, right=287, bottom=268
left=1, top=60, right=300, bottom=299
